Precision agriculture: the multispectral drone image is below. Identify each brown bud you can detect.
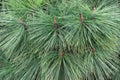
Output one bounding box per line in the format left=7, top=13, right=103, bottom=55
left=20, top=18, right=23, bottom=24
left=54, top=16, right=58, bottom=29
left=80, top=13, right=84, bottom=23
left=0, top=62, right=2, bottom=65
left=92, top=48, right=95, bottom=54
left=61, top=51, right=64, bottom=57
left=93, top=7, right=96, bottom=13
left=19, top=18, right=27, bottom=30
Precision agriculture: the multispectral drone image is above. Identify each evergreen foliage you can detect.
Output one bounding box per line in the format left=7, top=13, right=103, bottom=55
left=0, top=0, right=120, bottom=80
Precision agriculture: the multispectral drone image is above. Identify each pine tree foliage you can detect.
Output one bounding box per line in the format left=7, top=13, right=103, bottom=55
left=0, top=0, right=120, bottom=80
